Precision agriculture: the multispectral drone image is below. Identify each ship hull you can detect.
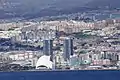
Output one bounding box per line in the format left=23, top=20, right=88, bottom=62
left=0, top=70, right=119, bottom=80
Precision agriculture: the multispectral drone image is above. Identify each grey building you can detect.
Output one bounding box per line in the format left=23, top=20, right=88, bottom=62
left=43, top=39, right=53, bottom=61
left=63, top=38, right=74, bottom=61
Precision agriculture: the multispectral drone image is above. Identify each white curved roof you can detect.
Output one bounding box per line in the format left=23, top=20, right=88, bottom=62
left=36, top=55, right=53, bottom=69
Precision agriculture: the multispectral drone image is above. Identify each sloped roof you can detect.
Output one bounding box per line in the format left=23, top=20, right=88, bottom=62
left=36, top=55, right=52, bottom=69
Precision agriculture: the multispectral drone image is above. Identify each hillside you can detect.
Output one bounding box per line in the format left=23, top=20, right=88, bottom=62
left=0, top=0, right=92, bottom=19
left=0, top=0, right=120, bottom=19
left=86, top=0, right=120, bottom=8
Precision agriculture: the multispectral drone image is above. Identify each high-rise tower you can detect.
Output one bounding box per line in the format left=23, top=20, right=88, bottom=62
left=43, top=39, right=53, bottom=61
left=63, top=38, right=73, bottom=61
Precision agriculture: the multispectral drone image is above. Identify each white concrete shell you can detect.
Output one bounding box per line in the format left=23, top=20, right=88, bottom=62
left=36, top=55, right=52, bottom=69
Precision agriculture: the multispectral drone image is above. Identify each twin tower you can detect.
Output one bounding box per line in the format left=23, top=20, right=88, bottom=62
left=43, top=38, right=74, bottom=61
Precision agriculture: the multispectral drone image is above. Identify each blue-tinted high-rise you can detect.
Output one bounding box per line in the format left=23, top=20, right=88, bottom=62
left=63, top=38, right=73, bottom=61
left=43, top=40, right=53, bottom=61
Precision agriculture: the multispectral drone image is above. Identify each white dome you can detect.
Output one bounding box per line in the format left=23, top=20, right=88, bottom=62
left=36, top=55, right=53, bottom=69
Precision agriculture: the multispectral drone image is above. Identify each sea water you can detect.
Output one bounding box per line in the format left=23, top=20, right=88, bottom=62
left=0, top=70, right=119, bottom=80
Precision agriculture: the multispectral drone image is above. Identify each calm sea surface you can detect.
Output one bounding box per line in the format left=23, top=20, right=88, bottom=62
left=0, top=70, right=120, bottom=80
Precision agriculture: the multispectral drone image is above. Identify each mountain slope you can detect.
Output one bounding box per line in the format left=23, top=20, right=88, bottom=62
left=86, top=0, right=120, bottom=8
left=0, top=0, right=92, bottom=19
left=1, top=0, right=120, bottom=19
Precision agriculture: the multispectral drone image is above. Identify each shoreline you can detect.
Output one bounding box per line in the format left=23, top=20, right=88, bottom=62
left=0, top=69, right=120, bottom=73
